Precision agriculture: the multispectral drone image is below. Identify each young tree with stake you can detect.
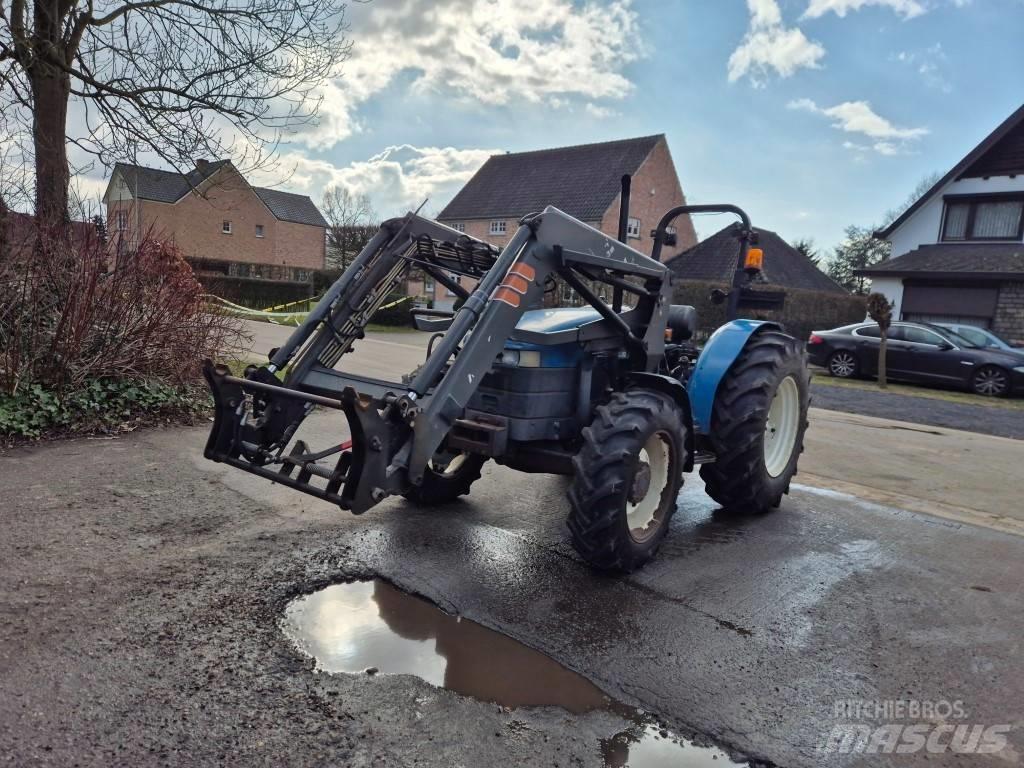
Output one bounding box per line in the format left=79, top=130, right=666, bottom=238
left=866, top=292, right=893, bottom=389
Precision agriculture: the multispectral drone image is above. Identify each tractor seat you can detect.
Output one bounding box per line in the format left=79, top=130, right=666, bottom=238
left=667, top=304, right=697, bottom=341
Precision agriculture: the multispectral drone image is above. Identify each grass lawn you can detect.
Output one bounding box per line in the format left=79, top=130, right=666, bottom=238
left=810, top=367, right=1024, bottom=411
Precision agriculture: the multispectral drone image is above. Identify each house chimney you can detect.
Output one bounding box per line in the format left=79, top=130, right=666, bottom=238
left=196, top=158, right=210, bottom=172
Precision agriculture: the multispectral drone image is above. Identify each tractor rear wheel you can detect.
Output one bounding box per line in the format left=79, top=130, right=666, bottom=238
left=567, top=388, right=688, bottom=573
left=700, top=330, right=809, bottom=513
left=403, top=451, right=487, bottom=505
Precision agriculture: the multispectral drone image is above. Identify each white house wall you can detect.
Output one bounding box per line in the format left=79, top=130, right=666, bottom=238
left=867, top=276, right=905, bottom=319
left=888, top=175, right=1024, bottom=257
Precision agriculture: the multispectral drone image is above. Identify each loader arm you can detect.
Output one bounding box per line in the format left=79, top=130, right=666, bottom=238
left=203, top=206, right=673, bottom=514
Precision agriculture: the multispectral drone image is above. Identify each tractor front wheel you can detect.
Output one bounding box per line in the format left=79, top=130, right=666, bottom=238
left=700, top=330, right=810, bottom=513
left=403, top=451, right=487, bottom=505
left=567, top=388, right=688, bottom=573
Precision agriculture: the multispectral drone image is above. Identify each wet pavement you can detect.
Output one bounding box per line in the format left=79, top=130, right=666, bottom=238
left=283, top=579, right=742, bottom=766
left=2, top=418, right=1023, bottom=766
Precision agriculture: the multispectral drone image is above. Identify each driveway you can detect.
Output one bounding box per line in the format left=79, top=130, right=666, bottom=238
left=2, top=420, right=1023, bottom=767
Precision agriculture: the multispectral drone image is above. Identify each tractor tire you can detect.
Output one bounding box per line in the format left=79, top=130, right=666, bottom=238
left=567, top=388, right=688, bottom=573
left=700, top=329, right=810, bottom=513
left=403, top=452, right=487, bottom=505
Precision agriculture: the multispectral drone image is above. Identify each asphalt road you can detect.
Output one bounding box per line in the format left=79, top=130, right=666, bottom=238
left=2, top=421, right=1022, bottom=767
left=2, top=320, right=1022, bottom=767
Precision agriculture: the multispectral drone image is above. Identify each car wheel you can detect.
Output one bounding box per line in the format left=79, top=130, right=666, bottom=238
left=971, top=365, right=1010, bottom=397
left=827, top=350, right=858, bottom=378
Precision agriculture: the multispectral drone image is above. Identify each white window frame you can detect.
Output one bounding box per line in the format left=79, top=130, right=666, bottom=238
left=255, top=224, right=264, bottom=238
left=489, top=220, right=506, bottom=236
left=452, top=222, right=466, bottom=233
left=222, top=220, right=232, bottom=235
left=115, top=210, right=128, bottom=231
left=626, top=217, right=641, bottom=239
left=445, top=271, right=460, bottom=297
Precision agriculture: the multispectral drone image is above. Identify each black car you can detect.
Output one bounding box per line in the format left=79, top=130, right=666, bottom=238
left=806, top=321, right=1024, bottom=397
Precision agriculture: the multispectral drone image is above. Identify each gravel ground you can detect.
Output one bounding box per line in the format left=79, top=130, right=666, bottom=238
left=810, top=382, right=1024, bottom=440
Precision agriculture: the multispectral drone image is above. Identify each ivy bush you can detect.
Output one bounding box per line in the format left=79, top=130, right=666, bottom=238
left=0, top=378, right=209, bottom=440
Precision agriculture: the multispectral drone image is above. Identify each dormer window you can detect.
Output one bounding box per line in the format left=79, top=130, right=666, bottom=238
left=942, top=195, right=1024, bottom=241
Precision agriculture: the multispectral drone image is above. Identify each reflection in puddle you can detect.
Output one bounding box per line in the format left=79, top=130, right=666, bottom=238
left=283, top=579, right=746, bottom=767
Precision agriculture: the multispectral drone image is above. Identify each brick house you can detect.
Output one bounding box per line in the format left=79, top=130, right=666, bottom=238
left=415, top=135, right=697, bottom=310
left=864, top=103, right=1024, bottom=343
left=103, top=160, right=327, bottom=285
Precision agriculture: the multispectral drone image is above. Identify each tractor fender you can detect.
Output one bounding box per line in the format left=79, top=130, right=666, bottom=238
left=687, top=319, right=782, bottom=435
left=625, top=372, right=696, bottom=472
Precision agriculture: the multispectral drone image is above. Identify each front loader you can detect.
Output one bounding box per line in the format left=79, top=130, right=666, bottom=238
left=204, top=194, right=809, bottom=572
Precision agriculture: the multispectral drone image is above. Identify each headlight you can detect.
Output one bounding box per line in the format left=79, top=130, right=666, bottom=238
left=497, top=349, right=541, bottom=367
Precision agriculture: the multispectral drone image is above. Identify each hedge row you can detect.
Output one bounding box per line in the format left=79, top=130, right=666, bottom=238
left=198, top=275, right=316, bottom=309
left=672, top=280, right=867, bottom=342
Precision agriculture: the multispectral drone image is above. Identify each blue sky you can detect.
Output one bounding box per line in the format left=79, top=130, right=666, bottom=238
left=73, top=0, right=1024, bottom=257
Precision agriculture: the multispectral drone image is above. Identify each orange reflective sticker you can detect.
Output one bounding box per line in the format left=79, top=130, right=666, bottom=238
left=493, top=287, right=521, bottom=307
left=510, top=262, right=535, bottom=281
left=505, top=274, right=530, bottom=293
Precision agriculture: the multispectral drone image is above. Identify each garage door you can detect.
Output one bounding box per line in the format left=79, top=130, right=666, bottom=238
left=901, top=284, right=999, bottom=327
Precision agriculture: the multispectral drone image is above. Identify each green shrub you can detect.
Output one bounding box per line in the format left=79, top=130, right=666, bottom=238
left=0, top=378, right=208, bottom=440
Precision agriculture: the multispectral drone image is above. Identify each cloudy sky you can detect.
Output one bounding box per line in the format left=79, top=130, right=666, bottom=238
left=77, top=0, right=1024, bottom=254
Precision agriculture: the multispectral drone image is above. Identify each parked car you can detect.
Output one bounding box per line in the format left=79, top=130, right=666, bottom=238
left=936, top=323, right=1024, bottom=358
left=806, top=321, right=1024, bottom=397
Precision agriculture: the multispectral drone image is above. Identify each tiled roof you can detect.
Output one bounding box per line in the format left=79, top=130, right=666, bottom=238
left=437, top=135, right=663, bottom=222
left=253, top=186, right=328, bottom=228
left=110, top=161, right=327, bottom=227
left=857, top=243, right=1024, bottom=277
left=667, top=225, right=849, bottom=294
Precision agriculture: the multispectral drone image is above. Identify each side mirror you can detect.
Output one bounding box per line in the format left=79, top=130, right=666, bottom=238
left=936, top=342, right=954, bottom=351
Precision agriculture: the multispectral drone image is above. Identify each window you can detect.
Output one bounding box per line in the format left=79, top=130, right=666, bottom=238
left=445, top=271, right=460, bottom=297
left=115, top=210, right=128, bottom=231
left=489, top=220, right=506, bottom=236
left=255, top=224, right=264, bottom=238
left=854, top=325, right=881, bottom=339
left=222, top=220, right=232, bottom=234
left=942, top=196, right=1024, bottom=241
left=626, top=217, right=641, bottom=239
left=894, top=326, right=936, bottom=345
left=452, top=222, right=465, bottom=233
left=424, top=275, right=435, bottom=293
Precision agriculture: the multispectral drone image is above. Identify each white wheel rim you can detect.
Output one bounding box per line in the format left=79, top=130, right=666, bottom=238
left=764, top=376, right=800, bottom=478
left=626, top=432, right=671, bottom=540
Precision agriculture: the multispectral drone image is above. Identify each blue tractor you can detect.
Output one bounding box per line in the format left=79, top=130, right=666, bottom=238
left=203, top=192, right=810, bottom=572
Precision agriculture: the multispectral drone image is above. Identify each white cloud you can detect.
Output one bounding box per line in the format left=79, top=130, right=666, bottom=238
left=802, top=0, right=926, bottom=19
left=790, top=98, right=928, bottom=155
left=293, top=0, right=642, bottom=148
left=728, top=0, right=825, bottom=85
left=250, top=144, right=499, bottom=218
left=790, top=99, right=928, bottom=139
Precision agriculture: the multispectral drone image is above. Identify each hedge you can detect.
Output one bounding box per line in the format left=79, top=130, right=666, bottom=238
left=197, top=275, right=316, bottom=309
left=672, top=280, right=867, bottom=342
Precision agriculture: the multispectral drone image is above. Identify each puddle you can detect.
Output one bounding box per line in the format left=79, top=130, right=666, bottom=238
left=283, top=579, right=747, bottom=767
